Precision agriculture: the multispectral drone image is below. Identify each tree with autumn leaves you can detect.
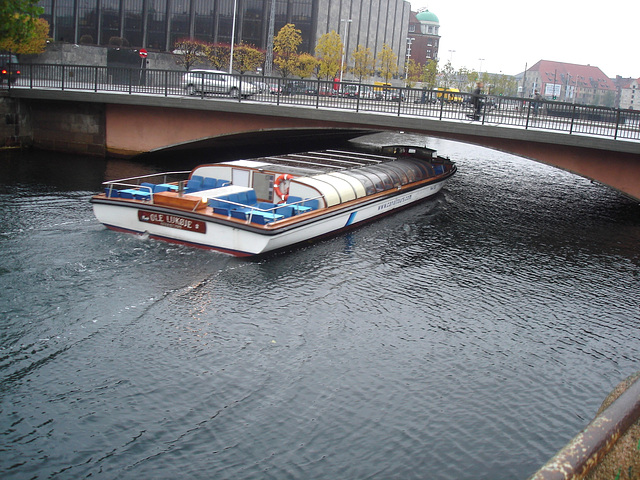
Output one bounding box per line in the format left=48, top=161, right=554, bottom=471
left=315, top=31, right=341, bottom=80
left=350, top=45, right=375, bottom=83
left=173, top=38, right=264, bottom=74
left=0, top=0, right=50, bottom=54
left=273, top=23, right=302, bottom=78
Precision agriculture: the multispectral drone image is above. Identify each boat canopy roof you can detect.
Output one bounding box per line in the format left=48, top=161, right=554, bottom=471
left=192, top=146, right=446, bottom=207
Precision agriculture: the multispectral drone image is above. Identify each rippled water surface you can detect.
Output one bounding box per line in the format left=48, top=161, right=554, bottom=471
left=1, top=134, right=639, bottom=479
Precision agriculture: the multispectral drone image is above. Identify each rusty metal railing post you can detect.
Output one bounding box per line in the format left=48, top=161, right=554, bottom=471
left=529, top=372, right=640, bottom=480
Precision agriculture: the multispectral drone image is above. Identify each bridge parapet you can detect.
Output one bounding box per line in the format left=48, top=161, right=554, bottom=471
left=5, top=63, right=640, bottom=144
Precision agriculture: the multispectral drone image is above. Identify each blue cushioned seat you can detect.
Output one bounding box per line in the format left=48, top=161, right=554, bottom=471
left=134, top=192, right=151, bottom=200
left=302, top=199, right=319, bottom=210
left=246, top=189, right=257, bottom=205
left=274, top=205, right=295, bottom=218
left=213, top=207, right=229, bottom=216
left=256, top=202, right=277, bottom=211
left=141, top=182, right=155, bottom=193
left=185, top=175, right=204, bottom=192
left=202, top=177, right=217, bottom=190
left=287, top=196, right=318, bottom=211
left=226, top=193, right=240, bottom=205
left=216, top=179, right=230, bottom=187
left=208, top=198, right=222, bottom=209
left=248, top=213, right=269, bottom=225
left=118, top=189, right=136, bottom=199
left=104, top=187, right=119, bottom=197
left=235, top=191, right=247, bottom=205
left=248, top=210, right=284, bottom=223
left=229, top=210, right=247, bottom=221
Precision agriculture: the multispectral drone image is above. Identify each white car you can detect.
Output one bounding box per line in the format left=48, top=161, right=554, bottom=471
left=182, top=69, right=258, bottom=98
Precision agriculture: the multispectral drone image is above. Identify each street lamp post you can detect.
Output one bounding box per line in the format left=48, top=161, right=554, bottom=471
left=228, top=0, right=238, bottom=73
left=339, top=18, right=352, bottom=83
left=405, top=37, right=414, bottom=82
left=448, top=49, right=456, bottom=63
left=264, top=0, right=276, bottom=77
left=478, top=58, right=485, bottom=74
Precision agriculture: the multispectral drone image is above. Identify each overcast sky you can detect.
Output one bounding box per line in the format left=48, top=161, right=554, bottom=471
left=410, top=0, right=638, bottom=79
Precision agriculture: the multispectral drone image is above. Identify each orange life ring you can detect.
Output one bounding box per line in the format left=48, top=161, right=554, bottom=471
left=274, top=174, right=293, bottom=202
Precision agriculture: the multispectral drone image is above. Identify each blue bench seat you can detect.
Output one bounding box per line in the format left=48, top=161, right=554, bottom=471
left=247, top=210, right=284, bottom=224
left=156, top=183, right=178, bottom=192
left=104, top=187, right=119, bottom=197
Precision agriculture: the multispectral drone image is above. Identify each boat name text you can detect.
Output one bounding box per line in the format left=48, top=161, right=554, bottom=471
left=138, top=210, right=206, bottom=233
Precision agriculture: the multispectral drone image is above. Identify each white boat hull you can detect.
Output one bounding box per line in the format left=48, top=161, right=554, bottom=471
left=93, top=179, right=447, bottom=256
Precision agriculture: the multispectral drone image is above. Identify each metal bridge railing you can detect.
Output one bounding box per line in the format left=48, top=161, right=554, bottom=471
left=6, top=63, right=640, bottom=142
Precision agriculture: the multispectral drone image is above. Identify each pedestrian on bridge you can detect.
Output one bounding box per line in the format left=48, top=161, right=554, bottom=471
left=470, top=81, right=484, bottom=121
left=533, top=90, right=543, bottom=115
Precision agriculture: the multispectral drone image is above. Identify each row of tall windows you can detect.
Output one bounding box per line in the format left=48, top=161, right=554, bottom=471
left=38, top=0, right=313, bottom=52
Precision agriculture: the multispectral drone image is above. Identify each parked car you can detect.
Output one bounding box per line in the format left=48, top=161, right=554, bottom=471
left=387, top=89, right=405, bottom=102
left=0, top=53, right=20, bottom=84
left=436, top=87, right=464, bottom=103
left=181, top=70, right=258, bottom=98
left=318, top=86, right=335, bottom=97
left=414, top=89, right=438, bottom=104
left=341, top=84, right=377, bottom=100
left=282, top=81, right=309, bottom=95
left=253, top=81, right=269, bottom=94
left=269, top=83, right=282, bottom=95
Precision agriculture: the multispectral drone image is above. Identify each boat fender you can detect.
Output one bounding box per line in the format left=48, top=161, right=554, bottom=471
left=274, top=174, right=293, bottom=202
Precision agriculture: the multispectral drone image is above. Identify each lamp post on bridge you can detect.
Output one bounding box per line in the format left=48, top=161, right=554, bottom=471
left=228, top=0, right=238, bottom=74
left=339, top=18, right=352, bottom=84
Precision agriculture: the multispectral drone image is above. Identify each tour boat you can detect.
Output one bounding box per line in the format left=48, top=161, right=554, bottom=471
left=90, top=144, right=456, bottom=256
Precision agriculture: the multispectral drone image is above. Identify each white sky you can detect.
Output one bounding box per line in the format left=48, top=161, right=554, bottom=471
left=410, top=0, right=639, bottom=79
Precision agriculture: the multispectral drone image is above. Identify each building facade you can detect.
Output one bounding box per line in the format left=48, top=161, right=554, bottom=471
left=615, top=77, right=639, bottom=110
left=38, top=0, right=411, bottom=74
left=407, top=8, right=439, bottom=67
left=522, top=60, right=616, bottom=107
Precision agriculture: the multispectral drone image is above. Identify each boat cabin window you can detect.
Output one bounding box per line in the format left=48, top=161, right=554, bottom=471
left=408, top=160, right=432, bottom=178
left=358, top=167, right=392, bottom=192
left=383, top=163, right=410, bottom=185
left=371, top=165, right=403, bottom=186
left=232, top=168, right=250, bottom=187
left=342, top=171, right=376, bottom=195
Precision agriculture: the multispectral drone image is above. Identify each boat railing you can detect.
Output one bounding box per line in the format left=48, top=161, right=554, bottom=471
left=102, top=171, right=192, bottom=199
left=102, top=171, right=191, bottom=186
left=212, top=194, right=325, bottom=223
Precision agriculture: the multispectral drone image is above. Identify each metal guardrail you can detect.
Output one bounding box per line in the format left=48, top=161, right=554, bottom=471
left=529, top=372, right=640, bottom=480
left=5, top=63, right=640, bottom=142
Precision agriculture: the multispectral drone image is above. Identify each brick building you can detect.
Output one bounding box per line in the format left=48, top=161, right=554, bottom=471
left=522, top=60, right=616, bottom=107
left=407, top=8, right=440, bottom=67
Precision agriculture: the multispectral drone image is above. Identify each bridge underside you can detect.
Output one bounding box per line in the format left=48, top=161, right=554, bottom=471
left=105, top=104, right=640, bottom=201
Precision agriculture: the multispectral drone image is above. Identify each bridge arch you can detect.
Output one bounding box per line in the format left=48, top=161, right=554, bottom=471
left=109, top=101, right=639, bottom=201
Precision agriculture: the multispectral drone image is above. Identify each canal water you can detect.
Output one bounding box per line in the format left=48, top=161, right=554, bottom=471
left=1, top=133, right=639, bottom=480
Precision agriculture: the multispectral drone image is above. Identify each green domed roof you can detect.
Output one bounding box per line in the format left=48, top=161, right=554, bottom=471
left=416, top=10, right=439, bottom=23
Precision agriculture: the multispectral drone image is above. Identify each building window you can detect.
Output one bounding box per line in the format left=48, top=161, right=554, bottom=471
left=409, top=24, right=415, bottom=32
